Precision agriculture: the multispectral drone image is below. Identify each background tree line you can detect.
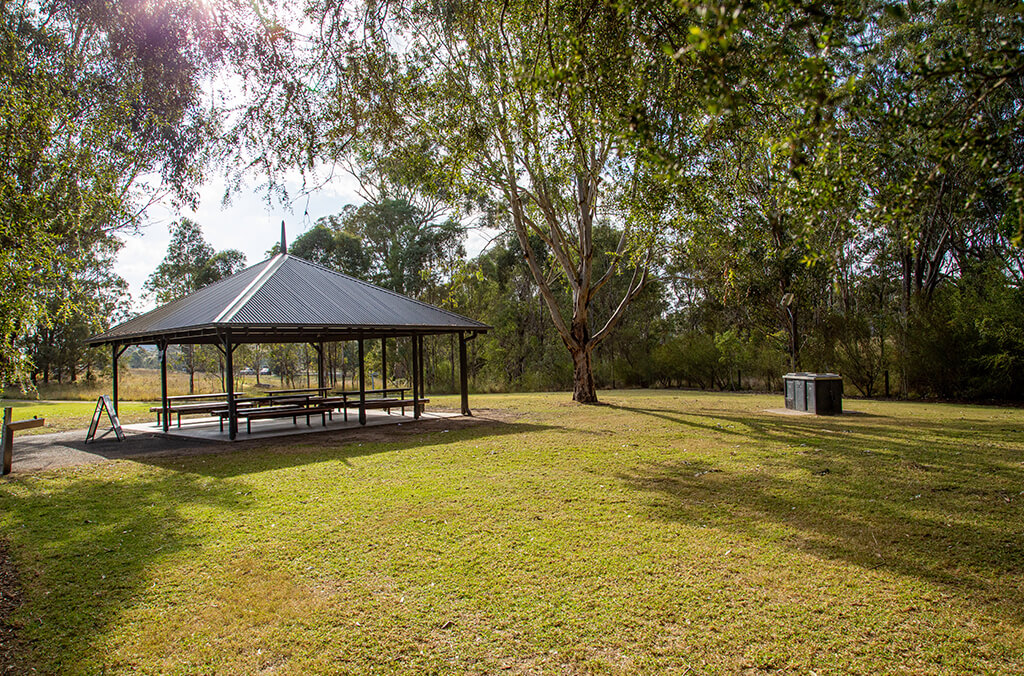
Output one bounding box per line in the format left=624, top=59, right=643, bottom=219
left=3, top=0, right=1021, bottom=401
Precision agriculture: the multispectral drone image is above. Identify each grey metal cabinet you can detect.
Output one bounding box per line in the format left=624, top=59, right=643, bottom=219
left=784, top=373, right=843, bottom=415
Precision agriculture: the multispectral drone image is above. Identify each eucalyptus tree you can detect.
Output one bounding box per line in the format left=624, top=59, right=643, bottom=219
left=144, top=219, right=245, bottom=304
left=859, top=2, right=1023, bottom=306
left=870, top=1, right=1023, bottom=246
left=298, top=0, right=686, bottom=402
left=0, top=0, right=279, bottom=384
left=287, top=217, right=371, bottom=277
left=338, top=199, right=466, bottom=298
left=24, top=240, right=131, bottom=385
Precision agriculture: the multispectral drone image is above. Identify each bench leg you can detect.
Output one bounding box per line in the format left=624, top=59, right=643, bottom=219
left=321, top=412, right=326, bottom=427
left=247, top=419, right=251, bottom=434
left=177, top=412, right=182, bottom=428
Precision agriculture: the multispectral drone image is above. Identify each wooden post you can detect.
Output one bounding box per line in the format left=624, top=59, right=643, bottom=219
left=358, top=337, right=366, bottom=425
left=2, top=408, right=11, bottom=476
left=215, top=343, right=226, bottom=392
left=459, top=331, right=470, bottom=416
left=3, top=409, right=45, bottom=473
left=225, top=335, right=237, bottom=440
left=159, top=343, right=169, bottom=433
left=111, top=345, right=128, bottom=415
left=412, top=335, right=421, bottom=420
left=450, top=334, right=456, bottom=394
left=381, top=337, right=387, bottom=389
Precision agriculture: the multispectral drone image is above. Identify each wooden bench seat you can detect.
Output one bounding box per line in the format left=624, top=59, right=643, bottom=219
left=214, top=405, right=335, bottom=433
left=211, top=396, right=432, bottom=432
left=336, top=396, right=430, bottom=420
left=151, top=400, right=255, bottom=427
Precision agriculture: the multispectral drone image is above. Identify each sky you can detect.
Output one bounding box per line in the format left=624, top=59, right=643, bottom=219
left=110, top=5, right=507, bottom=315
left=115, top=172, right=495, bottom=314
left=116, top=172, right=359, bottom=313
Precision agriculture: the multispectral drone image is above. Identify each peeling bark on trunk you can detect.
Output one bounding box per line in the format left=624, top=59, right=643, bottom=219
left=572, top=347, right=597, bottom=403
left=570, top=319, right=597, bottom=403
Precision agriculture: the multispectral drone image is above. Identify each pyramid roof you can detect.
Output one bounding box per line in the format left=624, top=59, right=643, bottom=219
left=87, top=254, right=489, bottom=346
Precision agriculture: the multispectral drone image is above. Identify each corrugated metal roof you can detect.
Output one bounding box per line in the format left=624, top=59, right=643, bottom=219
left=87, top=254, right=490, bottom=345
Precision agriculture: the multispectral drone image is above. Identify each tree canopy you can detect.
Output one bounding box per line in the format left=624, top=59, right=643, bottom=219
left=0, top=0, right=279, bottom=384
left=4, top=0, right=1021, bottom=403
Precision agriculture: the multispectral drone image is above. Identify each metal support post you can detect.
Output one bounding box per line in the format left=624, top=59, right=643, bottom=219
left=459, top=331, right=470, bottom=416
left=358, top=337, right=366, bottom=425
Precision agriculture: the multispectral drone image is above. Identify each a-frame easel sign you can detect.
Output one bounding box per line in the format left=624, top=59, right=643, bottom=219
left=85, top=395, right=125, bottom=443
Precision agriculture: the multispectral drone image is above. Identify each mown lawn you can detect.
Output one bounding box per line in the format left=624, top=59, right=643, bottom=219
left=0, top=399, right=153, bottom=435
left=1, top=391, right=1022, bottom=674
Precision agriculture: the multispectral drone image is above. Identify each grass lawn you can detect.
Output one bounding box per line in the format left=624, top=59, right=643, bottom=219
left=1, top=391, right=1022, bottom=674
left=0, top=399, right=154, bottom=435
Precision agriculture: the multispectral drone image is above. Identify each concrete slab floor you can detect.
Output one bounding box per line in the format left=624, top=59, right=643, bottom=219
left=125, top=408, right=461, bottom=442
left=4, top=409, right=466, bottom=474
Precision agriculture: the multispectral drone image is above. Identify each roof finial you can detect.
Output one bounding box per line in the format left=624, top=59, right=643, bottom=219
left=281, top=220, right=287, bottom=255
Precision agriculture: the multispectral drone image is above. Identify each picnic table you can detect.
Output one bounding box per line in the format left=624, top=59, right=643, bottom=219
left=329, top=387, right=427, bottom=421
left=151, top=392, right=246, bottom=427
left=214, top=403, right=335, bottom=433
left=188, top=386, right=429, bottom=435
left=236, top=393, right=323, bottom=407
left=264, top=386, right=331, bottom=396
left=214, top=392, right=336, bottom=433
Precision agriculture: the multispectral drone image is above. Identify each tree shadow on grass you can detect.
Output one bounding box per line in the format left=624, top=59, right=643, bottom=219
left=0, top=414, right=555, bottom=672
left=13, top=413, right=553, bottom=479
left=0, top=468, right=253, bottom=673
left=608, top=402, right=1024, bottom=621
left=138, top=415, right=556, bottom=478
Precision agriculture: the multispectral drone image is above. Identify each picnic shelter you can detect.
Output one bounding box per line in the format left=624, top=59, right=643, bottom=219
left=85, top=251, right=489, bottom=440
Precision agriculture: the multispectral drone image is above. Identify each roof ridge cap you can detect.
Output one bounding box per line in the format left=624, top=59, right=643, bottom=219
left=214, top=254, right=287, bottom=324
left=102, top=256, right=273, bottom=333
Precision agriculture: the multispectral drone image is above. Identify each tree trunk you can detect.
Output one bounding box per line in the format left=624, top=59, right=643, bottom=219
left=572, top=346, right=597, bottom=403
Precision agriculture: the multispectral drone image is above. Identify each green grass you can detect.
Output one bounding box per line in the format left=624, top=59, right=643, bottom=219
left=1, top=391, right=1022, bottom=674
left=0, top=399, right=154, bottom=435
